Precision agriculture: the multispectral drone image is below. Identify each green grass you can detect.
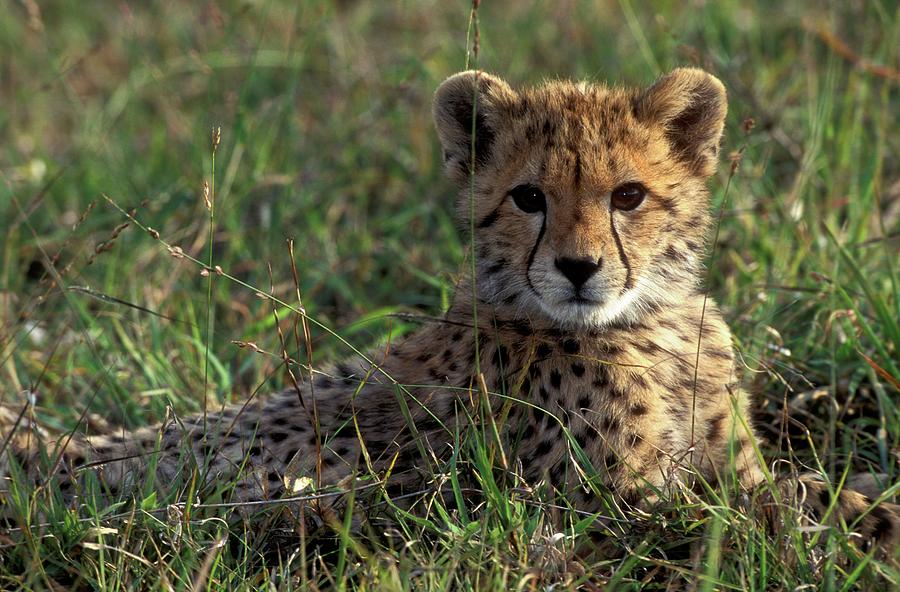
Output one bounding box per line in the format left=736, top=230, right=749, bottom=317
left=1, top=0, right=898, bottom=588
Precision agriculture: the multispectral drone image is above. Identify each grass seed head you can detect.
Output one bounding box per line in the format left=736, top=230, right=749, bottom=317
left=202, top=180, right=211, bottom=211
left=742, top=117, right=756, bottom=134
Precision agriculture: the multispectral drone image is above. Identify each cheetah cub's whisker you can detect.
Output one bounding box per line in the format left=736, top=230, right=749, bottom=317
left=2, top=69, right=897, bottom=551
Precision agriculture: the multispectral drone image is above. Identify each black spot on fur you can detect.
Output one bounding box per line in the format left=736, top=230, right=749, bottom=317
left=492, top=345, right=509, bottom=369
left=550, top=370, right=562, bottom=389
left=706, top=412, right=725, bottom=442
left=631, top=372, right=648, bottom=389
left=635, top=341, right=662, bottom=355
left=574, top=432, right=588, bottom=450
left=536, top=343, right=552, bottom=358
left=316, top=376, right=334, bottom=389
left=562, top=339, right=580, bottom=354
left=539, top=387, right=549, bottom=402
left=512, top=321, right=532, bottom=336
left=601, top=416, right=620, bottom=433
left=384, top=481, right=404, bottom=498
left=283, top=449, right=299, bottom=464
left=705, top=349, right=733, bottom=361
left=578, top=395, right=591, bottom=410
left=270, top=432, right=289, bottom=444
left=541, top=119, right=556, bottom=138
left=630, top=404, right=649, bottom=416
left=816, top=488, right=832, bottom=517
left=452, top=330, right=463, bottom=342
left=535, top=439, right=554, bottom=458
left=416, top=353, right=431, bottom=363
left=603, top=344, right=622, bottom=358
left=401, top=446, right=421, bottom=465
left=522, top=424, right=535, bottom=440
left=571, top=363, right=585, bottom=377
left=686, top=215, right=704, bottom=230
left=418, top=415, right=442, bottom=432
left=870, top=507, right=894, bottom=540
left=663, top=244, right=687, bottom=264
left=550, top=463, right=564, bottom=484
left=485, top=259, right=505, bottom=275
left=656, top=196, right=677, bottom=213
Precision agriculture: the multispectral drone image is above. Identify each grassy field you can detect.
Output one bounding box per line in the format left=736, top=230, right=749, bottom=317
left=1, top=0, right=898, bottom=589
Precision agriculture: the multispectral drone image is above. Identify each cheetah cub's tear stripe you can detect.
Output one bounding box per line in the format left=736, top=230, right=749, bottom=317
left=2, top=68, right=897, bottom=553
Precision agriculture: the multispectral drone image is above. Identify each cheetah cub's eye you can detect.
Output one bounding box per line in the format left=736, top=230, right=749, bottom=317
left=610, top=183, right=647, bottom=211
left=509, top=184, right=546, bottom=214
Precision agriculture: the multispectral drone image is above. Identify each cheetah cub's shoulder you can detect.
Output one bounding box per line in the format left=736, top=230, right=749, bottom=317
left=2, top=69, right=897, bottom=550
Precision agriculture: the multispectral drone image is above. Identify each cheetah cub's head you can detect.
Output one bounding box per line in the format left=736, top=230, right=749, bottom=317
left=433, top=68, right=727, bottom=329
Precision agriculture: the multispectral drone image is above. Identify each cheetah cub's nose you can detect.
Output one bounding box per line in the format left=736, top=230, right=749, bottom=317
left=554, top=256, right=602, bottom=288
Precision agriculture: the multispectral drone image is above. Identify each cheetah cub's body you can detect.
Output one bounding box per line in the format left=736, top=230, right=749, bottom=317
left=2, top=69, right=897, bottom=546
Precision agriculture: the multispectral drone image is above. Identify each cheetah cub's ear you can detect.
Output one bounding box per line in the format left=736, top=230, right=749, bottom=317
left=433, top=71, right=517, bottom=184
left=634, top=68, right=727, bottom=178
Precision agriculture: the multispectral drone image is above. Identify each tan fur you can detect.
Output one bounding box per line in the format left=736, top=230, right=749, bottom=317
left=2, top=69, right=897, bottom=551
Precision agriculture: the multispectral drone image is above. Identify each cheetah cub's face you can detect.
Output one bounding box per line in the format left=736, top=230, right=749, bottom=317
left=433, top=69, right=727, bottom=329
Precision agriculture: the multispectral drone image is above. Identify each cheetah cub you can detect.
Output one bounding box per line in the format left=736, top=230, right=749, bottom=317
left=2, top=68, right=897, bottom=548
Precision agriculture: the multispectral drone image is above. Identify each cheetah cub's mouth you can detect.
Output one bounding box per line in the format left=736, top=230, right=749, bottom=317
left=433, top=68, right=726, bottom=330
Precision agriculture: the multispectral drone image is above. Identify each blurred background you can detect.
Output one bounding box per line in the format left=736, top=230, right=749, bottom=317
left=0, top=1, right=896, bottom=453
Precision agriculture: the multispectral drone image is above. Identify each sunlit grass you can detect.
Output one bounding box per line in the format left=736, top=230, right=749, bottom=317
left=0, top=0, right=897, bottom=589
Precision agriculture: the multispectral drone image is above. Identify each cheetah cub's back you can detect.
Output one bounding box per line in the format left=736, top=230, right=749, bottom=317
left=1, top=68, right=897, bottom=552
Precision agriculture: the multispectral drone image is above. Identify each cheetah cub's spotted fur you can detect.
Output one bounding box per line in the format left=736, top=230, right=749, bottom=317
left=2, top=69, right=897, bottom=548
